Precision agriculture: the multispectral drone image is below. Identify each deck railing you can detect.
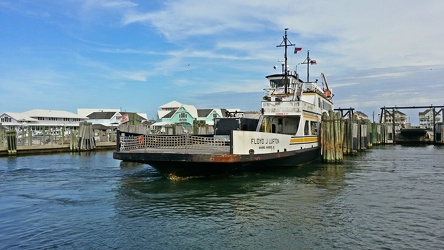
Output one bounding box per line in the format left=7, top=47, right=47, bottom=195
left=118, top=134, right=230, bottom=152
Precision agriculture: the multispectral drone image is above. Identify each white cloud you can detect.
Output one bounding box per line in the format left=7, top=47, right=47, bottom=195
left=2, top=0, right=444, bottom=119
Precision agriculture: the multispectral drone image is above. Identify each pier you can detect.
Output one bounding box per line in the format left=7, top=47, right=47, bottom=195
left=320, top=106, right=444, bottom=163
left=0, top=122, right=115, bottom=157
left=380, top=105, right=444, bottom=144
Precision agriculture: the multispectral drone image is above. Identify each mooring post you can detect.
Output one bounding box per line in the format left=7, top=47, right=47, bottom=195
left=7, top=130, right=17, bottom=155
left=334, top=111, right=343, bottom=162
left=116, top=130, right=121, bottom=152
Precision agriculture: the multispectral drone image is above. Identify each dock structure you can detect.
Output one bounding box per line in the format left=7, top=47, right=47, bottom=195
left=321, top=106, right=444, bottom=163
left=0, top=122, right=115, bottom=157
left=321, top=109, right=391, bottom=163
left=380, top=105, right=444, bottom=144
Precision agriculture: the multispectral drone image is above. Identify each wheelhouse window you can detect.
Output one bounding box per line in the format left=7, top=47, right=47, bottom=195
left=304, top=121, right=310, bottom=135
left=270, top=79, right=289, bottom=88
left=310, top=121, right=319, bottom=135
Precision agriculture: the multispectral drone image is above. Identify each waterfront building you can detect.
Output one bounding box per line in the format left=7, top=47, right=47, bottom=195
left=354, top=111, right=369, bottom=121
left=81, top=109, right=150, bottom=141
left=419, top=109, right=441, bottom=129
left=151, top=100, right=253, bottom=134
left=380, top=110, right=408, bottom=129
left=0, top=109, right=87, bottom=133
left=85, top=111, right=148, bottom=127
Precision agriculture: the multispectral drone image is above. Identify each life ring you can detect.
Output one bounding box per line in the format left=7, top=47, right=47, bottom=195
left=138, top=135, right=144, bottom=145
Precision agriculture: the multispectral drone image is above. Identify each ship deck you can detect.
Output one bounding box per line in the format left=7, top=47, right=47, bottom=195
left=121, top=147, right=230, bottom=155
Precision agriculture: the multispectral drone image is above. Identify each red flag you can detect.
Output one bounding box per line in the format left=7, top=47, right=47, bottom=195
left=310, top=60, right=317, bottom=65
left=294, top=47, right=302, bottom=54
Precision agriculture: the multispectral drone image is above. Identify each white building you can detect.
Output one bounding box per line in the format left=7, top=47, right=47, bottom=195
left=419, top=109, right=441, bottom=129
left=0, top=109, right=88, bottom=132
left=78, top=108, right=148, bottom=127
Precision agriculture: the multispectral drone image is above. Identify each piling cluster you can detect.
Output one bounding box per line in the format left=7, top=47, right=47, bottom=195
left=6, top=131, right=17, bottom=155
left=1, top=122, right=100, bottom=155
left=321, top=111, right=390, bottom=163
left=77, top=122, right=96, bottom=151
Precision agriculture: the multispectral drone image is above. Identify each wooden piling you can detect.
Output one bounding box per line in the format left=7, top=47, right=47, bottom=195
left=7, top=131, right=17, bottom=155
left=78, top=122, right=96, bottom=151
left=70, top=129, right=78, bottom=152
left=321, top=111, right=344, bottom=163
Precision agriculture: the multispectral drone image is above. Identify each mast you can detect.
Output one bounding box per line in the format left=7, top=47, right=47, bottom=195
left=306, top=50, right=310, bottom=83
left=276, top=28, right=295, bottom=94
left=301, top=50, right=316, bottom=82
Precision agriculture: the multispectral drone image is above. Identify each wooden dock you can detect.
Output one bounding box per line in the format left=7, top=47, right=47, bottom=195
left=0, top=122, right=116, bottom=157
left=0, top=142, right=115, bottom=157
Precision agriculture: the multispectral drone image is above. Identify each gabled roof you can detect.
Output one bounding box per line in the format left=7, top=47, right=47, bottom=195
left=77, top=108, right=120, bottom=117
left=119, top=112, right=148, bottom=122
left=419, top=109, right=433, bottom=116
left=1, top=112, right=38, bottom=122
left=92, top=124, right=110, bottom=130
left=157, top=110, right=171, bottom=119
left=385, top=110, right=406, bottom=116
left=162, top=110, right=176, bottom=119
left=87, top=111, right=116, bottom=119
left=181, top=104, right=198, bottom=118
left=22, top=109, right=87, bottom=119
left=355, top=111, right=368, bottom=117
left=160, top=100, right=182, bottom=109
left=197, top=109, right=225, bottom=118
left=197, top=109, right=213, bottom=117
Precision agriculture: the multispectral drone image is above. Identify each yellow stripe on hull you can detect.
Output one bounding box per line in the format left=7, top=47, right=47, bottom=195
left=290, top=136, right=318, bottom=144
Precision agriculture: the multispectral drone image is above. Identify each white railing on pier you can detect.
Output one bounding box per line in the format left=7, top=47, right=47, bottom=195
left=119, top=134, right=230, bottom=152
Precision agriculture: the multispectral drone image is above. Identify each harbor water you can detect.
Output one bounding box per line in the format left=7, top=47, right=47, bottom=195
left=1, top=145, right=443, bottom=249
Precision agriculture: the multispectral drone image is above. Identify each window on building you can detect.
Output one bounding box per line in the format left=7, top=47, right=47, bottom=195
left=1, top=117, right=12, bottom=122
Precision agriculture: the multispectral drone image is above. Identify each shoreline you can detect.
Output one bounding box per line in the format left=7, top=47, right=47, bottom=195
left=0, top=142, right=116, bottom=157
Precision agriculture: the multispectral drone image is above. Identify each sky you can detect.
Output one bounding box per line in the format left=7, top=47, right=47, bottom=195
left=1, top=0, right=443, bottom=123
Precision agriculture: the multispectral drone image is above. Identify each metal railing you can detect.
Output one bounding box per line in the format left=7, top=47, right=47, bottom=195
left=119, top=134, right=230, bottom=152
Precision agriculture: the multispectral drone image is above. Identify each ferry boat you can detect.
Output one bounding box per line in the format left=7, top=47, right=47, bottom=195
left=113, top=29, right=334, bottom=178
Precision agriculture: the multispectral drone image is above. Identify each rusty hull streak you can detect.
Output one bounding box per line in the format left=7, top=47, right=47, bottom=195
left=209, top=151, right=284, bottom=163
left=210, top=154, right=242, bottom=163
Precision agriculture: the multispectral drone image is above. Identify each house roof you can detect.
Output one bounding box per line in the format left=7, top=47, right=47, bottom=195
left=354, top=111, right=368, bottom=117
left=119, top=112, right=147, bottom=122
left=385, top=110, right=406, bottom=116
left=181, top=104, right=198, bottom=118
left=77, top=108, right=120, bottom=117
left=162, top=110, right=176, bottom=119
left=92, top=124, right=110, bottom=130
left=22, top=109, right=87, bottom=119
left=197, top=109, right=213, bottom=117
left=2, top=112, right=38, bottom=122
left=87, top=111, right=116, bottom=119
left=157, top=110, right=171, bottom=119
left=419, top=109, right=433, bottom=116
left=160, top=100, right=182, bottom=109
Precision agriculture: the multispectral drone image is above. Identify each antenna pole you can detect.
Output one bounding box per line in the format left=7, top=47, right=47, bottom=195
left=277, top=28, right=295, bottom=94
